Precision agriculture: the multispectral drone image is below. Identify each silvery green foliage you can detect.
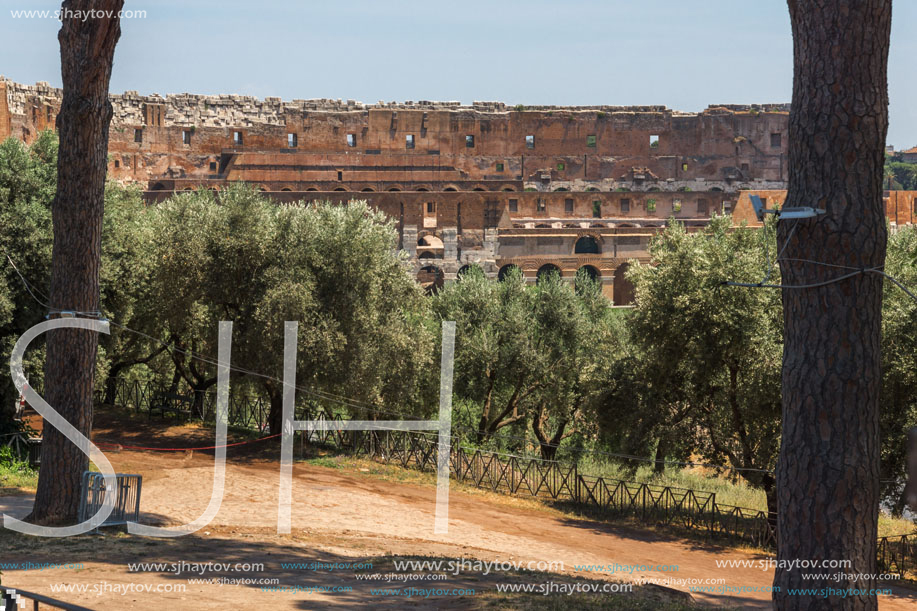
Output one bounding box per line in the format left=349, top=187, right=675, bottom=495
left=602, top=215, right=782, bottom=498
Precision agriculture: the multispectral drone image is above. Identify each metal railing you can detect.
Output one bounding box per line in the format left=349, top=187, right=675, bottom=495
left=105, top=379, right=270, bottom=432
left=877, top=533, right=917, bottom=577
left=343, top=430, right=777, bottom=549
left=77, top=472, right=143, bottom=531
left=0, top=586, right=94, bottom=611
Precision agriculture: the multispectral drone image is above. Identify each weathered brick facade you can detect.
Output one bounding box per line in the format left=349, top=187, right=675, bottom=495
left=1, top=77, right=797, bottom=301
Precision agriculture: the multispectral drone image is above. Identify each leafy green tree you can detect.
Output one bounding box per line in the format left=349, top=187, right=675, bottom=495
left=245, top=196, right=435, bottom=432
left=528, top=269, right=619, bottom=459
left=601, top=216, right=782, bottom=514
left=434, top=267, right=618, bottom=455
left=145, top=185, right=434, bottom=431
left=0, top=133, right=56, bottom=435
left=97, top=183, right=164, bottom=403
left=144, top=188, right=228, bottom=412
left=433, top=267, right=541, bottom=444
left=884, top=159, right=917, bottom=190
left=880, top=224, right=917, bottom=514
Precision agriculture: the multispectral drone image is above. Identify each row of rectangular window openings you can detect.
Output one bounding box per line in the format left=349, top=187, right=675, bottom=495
left=141, top=130, right=783, bottom=151
left=151, top=137, right=686, bottom=175
left=140, top=129, right=245, bottom=146
left=507, top=198, right=706, bottom=215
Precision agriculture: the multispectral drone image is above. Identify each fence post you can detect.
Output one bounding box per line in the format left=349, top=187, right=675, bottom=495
left=710, top=492, right=716, bottom=535
left=641, top=484, right=647, bottom=522
left=574, top=462, right=579, bottom=504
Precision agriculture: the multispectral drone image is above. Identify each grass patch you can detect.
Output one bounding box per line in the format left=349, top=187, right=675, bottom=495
left=0, top=447, right=38, bottom=493
left=575, top=458, right=766, bottom=510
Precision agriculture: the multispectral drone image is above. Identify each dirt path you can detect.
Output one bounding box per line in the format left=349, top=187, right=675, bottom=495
left=1, top=419, right=915, bottom=610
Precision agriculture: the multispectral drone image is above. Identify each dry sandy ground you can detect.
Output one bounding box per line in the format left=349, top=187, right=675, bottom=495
left=1, top=417, right=915, bottom=610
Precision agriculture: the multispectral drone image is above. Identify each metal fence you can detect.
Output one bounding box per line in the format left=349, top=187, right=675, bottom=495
left=339, top=429, right=777, bottom=549
left=104, top=379, right=270, bottom=432
left=877, top=533, right=917, bottom=577
left=77, top=472, right=143, bottom=531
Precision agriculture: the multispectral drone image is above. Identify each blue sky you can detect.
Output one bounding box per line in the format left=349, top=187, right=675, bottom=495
left=2, top=0, right=915, bottom=147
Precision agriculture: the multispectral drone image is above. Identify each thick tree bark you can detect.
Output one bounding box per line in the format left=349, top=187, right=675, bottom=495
left=28, top=0, right=123, bottom=525
left=103, top=344, right=168, bottom=404
left=653, top=438, right=668, bottom=474
left=531, top=404, right=570, bottom=461
left=265, top=381, right=284, bottom=436
left=775, top=1, right=891, bottom=608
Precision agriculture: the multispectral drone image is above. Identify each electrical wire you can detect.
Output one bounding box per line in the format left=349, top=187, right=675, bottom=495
left=3, top=250, right=103, bottom=318
left=725, top=268, right=877, bottom=290
left=3, top=252, right=50, bottom=309
left=763, top=220, right=799, bottom=285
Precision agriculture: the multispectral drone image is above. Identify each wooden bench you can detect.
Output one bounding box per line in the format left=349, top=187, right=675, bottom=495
left=149, top=391, right=194, bottom=420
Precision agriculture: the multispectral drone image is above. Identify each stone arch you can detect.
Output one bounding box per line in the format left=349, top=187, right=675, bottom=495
left=150, top=182, right=166, bottom=191
left=418, top=251, right=437, bottom=259
left=501, top=186, right=517, bottom=192
left=536, top=264, right=562, bottom=283
left=457, top=264, right=482, bottom=277
left=472, top=186, right=487, bottom=192
left=578, top=265, right=600, bottom=281
left=574, top=236, right=600, bottom=255
left=418, top=234, right=444, bottom=248
left=281, top=187, right=293, bottom=192
left=306, top=186, right=319, bottom=192
left=333, top=186, right=348, bottom=192
left=554, top=187, right=568, bottom=192
left=387, top=186, right=403, bottom=192
left=613, top=262, right=636, bottom=305
left=361, top=187, right=375, bottom=192
left=498, top=264, right=521, bottom=281
left=415, top=185, right=432, bottom=192
left=443, top=185, right=460, bottom=192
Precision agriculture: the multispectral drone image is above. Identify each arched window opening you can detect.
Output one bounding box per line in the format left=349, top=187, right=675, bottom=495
left=536, top=264, right=562, bottom=284
left=574, top=236, right=600, bottom=254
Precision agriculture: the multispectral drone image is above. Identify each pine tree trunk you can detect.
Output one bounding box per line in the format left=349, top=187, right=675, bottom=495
left=774, top=1, right=891, bottom=608
left=27, top=0, right=123, bottom=525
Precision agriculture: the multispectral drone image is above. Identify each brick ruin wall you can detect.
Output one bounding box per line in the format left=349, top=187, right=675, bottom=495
left=1, top=77, right=797, bottom=300
left=0, top=77, right=791, bottom=191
